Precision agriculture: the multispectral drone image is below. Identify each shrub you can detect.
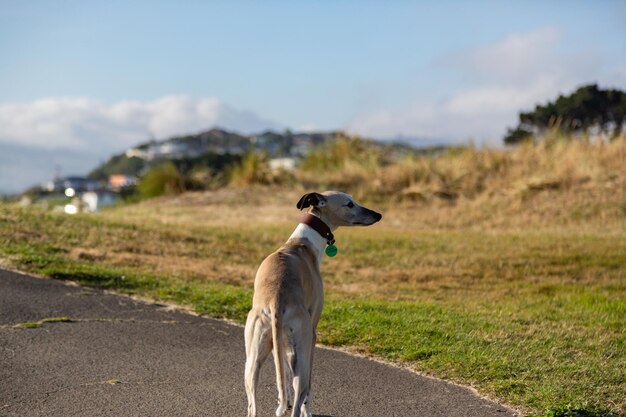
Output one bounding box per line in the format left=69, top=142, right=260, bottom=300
left=228, top=152, right=276, bottom=186
left=138, top=161, right=185, bottom=199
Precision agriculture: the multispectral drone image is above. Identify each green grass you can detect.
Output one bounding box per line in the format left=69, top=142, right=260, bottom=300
left=1, top=242, right=253, bottom=321
left=11, top=321, right=43, bottom=329
left=40, top=317, right=73, bottom=324
left=320, top=298, right=624, bottom=416
left=8, top=316, right=74, bottom=329
left=0, top=203, right=624, bottom=416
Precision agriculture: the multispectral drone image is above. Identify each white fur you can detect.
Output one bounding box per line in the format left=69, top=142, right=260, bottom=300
left=288, top=223, right=328, bottom=264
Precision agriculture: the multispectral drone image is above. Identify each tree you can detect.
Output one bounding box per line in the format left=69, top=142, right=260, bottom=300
left=504, top=84, right=626, bottom=144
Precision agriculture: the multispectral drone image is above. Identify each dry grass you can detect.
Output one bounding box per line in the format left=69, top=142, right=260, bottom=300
left=298, top=133, right=625, bottom=228
left=119, top=134, right=625, bottom=232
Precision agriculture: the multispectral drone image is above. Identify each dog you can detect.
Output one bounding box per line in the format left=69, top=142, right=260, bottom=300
left=244, top=191, right=382, bottom=417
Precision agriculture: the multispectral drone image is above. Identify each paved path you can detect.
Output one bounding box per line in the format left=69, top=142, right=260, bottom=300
left=0, top=269, right=517, bottom=417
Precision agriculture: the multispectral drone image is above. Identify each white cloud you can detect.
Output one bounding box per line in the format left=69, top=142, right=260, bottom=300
left=445, top=75, right=562, bottom=116
left=441, top=27, right=562, bottom=84
left=347, top=77, right=570, bottom=144
left=0, top=95, right=278, bottom=153
left=347, top=102, right=438, bottom=140
left=348, top=27, right=622, bottom=145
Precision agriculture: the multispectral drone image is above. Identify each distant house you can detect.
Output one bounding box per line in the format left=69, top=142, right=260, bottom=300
left=269, top=157, right=297, bottom=171
left=226, top=144, right=248, bottom=155
left=108, top=175, right=136, bottom=190
left=156, top=142, right=188, bottom=158
left=81, top=191, right=119, bottom=213
left=44, top=176, right=100, bottom=194
left=292, top=135, right=314, bottom=156
left=125, top=148, right=148, bottom=159
left=125, top=142, right=189, bottom=160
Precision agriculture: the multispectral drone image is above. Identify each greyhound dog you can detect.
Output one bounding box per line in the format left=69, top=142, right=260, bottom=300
left=244, top=191, right=382, bottom=417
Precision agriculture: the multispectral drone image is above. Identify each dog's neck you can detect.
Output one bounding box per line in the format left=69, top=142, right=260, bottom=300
left=288, top=217, right=335, bottom=264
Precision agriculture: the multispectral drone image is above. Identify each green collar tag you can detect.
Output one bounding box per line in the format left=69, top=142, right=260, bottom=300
left=325, top=244, right=338, bottom=257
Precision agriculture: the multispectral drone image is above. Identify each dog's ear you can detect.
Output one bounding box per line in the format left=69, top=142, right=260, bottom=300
left=296, top=192, right=327, bottom=210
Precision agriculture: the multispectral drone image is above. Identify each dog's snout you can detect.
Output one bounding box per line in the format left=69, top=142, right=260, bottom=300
left=363, top=208, right=382, bottom=223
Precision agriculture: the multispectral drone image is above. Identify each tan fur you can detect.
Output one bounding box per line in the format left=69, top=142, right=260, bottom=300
left=244, top=191, right=381, bottom=417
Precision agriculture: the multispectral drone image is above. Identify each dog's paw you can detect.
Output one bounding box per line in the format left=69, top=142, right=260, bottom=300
left=275, top=403, right=287, bottom=416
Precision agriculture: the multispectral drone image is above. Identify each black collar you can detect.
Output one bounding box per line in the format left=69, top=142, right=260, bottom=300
left=301, top=213, right=335, bottom=245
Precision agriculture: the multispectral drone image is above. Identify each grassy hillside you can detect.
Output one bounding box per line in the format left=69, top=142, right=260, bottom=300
left=1, top=136, right=625, bottom=416
left=297, top=131, right=624, bottom=207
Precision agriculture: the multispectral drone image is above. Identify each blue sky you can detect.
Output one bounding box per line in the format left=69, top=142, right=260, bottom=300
left=1, top=0, right=625, bottom=193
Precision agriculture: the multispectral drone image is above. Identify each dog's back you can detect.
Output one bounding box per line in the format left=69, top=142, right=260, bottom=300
left=253, top=239, right=321, bottom=312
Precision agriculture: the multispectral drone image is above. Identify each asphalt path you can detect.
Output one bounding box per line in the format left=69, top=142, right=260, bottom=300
left=0, top=268, right=517, bottom=417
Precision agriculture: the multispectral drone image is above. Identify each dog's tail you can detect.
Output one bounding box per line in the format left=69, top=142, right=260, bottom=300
left=271, top=301, right=289, bottom=417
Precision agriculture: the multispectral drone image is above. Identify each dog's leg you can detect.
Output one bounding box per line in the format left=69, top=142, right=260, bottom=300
left=284, top=351, right=294, bottom=409
left=245, top=311, right=271, bottom=417
left=271, top=304, right=290, bottom=417
left=300, top=329, right=316, bottom=417
left=289, top=312, right=313, bottom=417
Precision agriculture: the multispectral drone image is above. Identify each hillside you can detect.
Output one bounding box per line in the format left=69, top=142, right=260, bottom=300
left=87, top=127, right=428, bottom=182
left=88, top=128, right=340, bottom=180
left=117, top=133, right=626, bottom=231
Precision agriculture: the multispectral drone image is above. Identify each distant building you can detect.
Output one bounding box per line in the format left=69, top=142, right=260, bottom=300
left=125, top=142, right=189, bottom=160
left=292, top=135, right=314, bottom=156
left=269, top=157, right=297, bottom=171
left=81, top=191, right=119, bottom=213
left=108, top=175, right=136, bottom=190
left=126, top=148, right=148, bottom=159
left=43, top=176, right=100, bottom=194
left=156, top=142, right=188, bottom=158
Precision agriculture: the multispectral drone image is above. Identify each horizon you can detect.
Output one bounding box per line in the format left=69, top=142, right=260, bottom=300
left=1, top=1, right=625, bottom=193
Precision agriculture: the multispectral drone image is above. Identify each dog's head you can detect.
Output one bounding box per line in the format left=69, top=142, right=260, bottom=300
left=297, top=191, right=382, bottom=228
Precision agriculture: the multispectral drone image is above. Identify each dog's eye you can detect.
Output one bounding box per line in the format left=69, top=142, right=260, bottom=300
left=346, top=202, right=354, bottom=208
